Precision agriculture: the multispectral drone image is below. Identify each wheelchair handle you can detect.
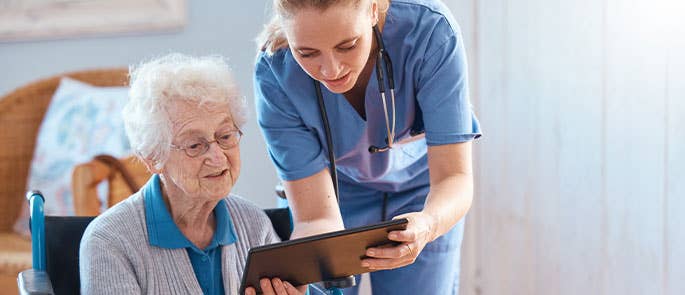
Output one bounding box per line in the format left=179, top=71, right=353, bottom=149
left=26, top=190, right=45, bottom=202
left=27, top=190, right=47, bottom=271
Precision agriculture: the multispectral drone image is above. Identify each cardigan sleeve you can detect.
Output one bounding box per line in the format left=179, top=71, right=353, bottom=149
left=79, top=231, right=142, bottom=294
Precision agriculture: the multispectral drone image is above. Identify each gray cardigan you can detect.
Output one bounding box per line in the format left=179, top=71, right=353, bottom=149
left=79, top=191, right=279, bottom=295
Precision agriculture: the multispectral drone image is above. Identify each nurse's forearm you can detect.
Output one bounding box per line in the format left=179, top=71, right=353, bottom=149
left=291, top=218, right=345, bottom=239
left=284, top=168, right=346, bottom=239
left=423, top=172, right=473, bottom=242
left=423, top=142, right=474, bottom=242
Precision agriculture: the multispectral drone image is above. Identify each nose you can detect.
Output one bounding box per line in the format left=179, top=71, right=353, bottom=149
left=204, top=141, right=227, bottom=165
left=319, top=54, right=342, bottom=79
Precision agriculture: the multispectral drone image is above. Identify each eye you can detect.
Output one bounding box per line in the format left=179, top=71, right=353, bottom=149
left=297, top=50, right=318, bottom=58
left=219, top=133, right=232, bottom=141
left=186, top=142, right=204, bottom=151
left=337, top=43, right=357, bottom=52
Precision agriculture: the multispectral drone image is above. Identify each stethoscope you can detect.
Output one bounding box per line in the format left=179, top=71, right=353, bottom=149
left=369, top=24, right=397, bottom=154
left=308, top=25, right=417, bottom=293
left=309, top=27, right=397, bottom=292
left=313, top=25, right=396, bottom=204
left=312, top=23, right=428, bottom=217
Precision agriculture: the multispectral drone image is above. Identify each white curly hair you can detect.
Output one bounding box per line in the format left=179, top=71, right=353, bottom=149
left=123, top=53, right=247, bottom=169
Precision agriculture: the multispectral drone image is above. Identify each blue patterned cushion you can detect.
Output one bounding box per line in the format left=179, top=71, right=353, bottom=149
left=14, top=78, right=130, bottom=235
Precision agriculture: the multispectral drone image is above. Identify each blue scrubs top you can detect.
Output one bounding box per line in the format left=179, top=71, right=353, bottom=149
left=255, top=0, right=481, bottom=221
left=143, top=174, right=237, bottom=295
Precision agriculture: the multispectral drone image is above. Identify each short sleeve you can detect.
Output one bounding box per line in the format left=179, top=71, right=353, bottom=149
left=254, top=54, right=327, bottom=181
left=416, top=18, right=482, bottom=146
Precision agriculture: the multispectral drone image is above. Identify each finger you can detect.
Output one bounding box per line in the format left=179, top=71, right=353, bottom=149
left=366, top=243, right=410, bottom=258
left=271, top=278, right=288, bottom=295
left=392, top=214, right=419, bottom=228
left=392, top=213, right=414, bottom=222
left=361, top=257, right=415, bottom=270
left=261, top=278, right=276, bottom=295
left=284, top=281, right=306, bottom=295
left=388, top=229, right=417, bottom=242
left=245, top=287, right=256, bottom=295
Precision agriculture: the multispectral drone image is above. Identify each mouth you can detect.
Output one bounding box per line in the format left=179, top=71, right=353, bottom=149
left=323, top=72, right=350, bottom=86
left=204, top=169, right=228, bottom=178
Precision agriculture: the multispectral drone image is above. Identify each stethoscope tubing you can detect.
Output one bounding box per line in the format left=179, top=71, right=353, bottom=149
left=313, top=25, right=397, bottom=202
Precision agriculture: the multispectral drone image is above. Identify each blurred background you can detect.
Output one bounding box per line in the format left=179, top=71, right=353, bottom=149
left=0, top=0, right=683, bottom=294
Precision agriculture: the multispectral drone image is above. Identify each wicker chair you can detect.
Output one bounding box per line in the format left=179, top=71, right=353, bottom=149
left=0, top=68, right=128, bottom=293
left=72, top=155, right=151, bottom=216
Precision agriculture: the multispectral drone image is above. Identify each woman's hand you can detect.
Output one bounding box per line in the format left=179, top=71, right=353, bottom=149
left=244, top=278, right=307, bottom=295
left=361, top=211, right=438, bottom=270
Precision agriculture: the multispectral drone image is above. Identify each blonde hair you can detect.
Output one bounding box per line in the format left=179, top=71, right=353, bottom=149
left=257, top=0, right=389, bottom=55
left=124, top=53, right=246, bottom=169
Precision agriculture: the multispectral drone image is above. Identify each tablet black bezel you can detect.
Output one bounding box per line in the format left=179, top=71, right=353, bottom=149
left=239, top=218, right=408, bottom=294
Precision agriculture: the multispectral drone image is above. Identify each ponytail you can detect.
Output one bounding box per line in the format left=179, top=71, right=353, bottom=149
left=256, top=15, right=290, bottom=55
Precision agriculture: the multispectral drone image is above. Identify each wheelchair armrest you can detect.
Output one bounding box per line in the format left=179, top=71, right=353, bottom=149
left=17, top=269, right=55, bottom=295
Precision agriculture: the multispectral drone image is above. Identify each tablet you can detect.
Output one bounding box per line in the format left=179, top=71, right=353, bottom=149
left=239, top=218, right=408, bottom=294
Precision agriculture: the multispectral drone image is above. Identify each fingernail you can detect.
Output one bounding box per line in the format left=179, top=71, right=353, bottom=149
left=367, top=249, right=376, bottom=256
left=389, top=233, right=398, bottom=239
left=362, top=262, right=370, bottom=268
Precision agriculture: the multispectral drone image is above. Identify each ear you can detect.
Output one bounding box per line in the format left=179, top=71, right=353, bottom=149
left=370, top=0, right=379, bottom=26
left=140, top=155, right=163, bottom=174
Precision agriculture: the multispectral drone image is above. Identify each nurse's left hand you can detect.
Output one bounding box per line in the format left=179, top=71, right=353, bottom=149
left=361, top=211, right=437, bottom=270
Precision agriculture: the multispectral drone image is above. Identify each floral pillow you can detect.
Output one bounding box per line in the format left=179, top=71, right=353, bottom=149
left=14, top=77, right=131, bottom=236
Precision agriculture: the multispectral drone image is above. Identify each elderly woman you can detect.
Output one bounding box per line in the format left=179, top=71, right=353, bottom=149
left=79, top=54, right=306, bottom=295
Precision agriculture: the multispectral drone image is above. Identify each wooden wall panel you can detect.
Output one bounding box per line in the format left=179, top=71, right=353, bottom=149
left=665, top=3, right=685, bottom=294
left=470, top=0, right=535, bottom=294
left=552, top=0, right=606, bottom=294
left=454, top=0, right=684, bottom=294
left=518, top=0, right=562, bottom=293
left=604, top=0, right=667, bottom=293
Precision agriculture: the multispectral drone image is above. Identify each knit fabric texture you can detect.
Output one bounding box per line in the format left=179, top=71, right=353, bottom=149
left=79, top=191, right=279, bottom=295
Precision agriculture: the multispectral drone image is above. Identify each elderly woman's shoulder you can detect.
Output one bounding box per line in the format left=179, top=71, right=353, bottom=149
left=223, top=194, right=274, bottom=228
left=82, top=192, right=147, bottom=243
left=224, top=194, right=270, bottom=219
left=223, top=194, right=281, bottom=245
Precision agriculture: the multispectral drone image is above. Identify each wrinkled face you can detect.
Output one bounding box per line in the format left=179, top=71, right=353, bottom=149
left=158, top=100, right=241, bottom=201
left=283, top=1, right=378, bottom=93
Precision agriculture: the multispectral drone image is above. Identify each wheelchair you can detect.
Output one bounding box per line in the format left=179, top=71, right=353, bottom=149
left=16, top=191, right=352, bottom=295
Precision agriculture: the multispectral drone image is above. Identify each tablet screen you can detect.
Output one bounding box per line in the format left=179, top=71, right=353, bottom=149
left=239, top=218, right=408, bottom=294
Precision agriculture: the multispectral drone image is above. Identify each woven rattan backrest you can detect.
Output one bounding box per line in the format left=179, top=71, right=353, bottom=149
left=0, top=68, right=128, bottom=232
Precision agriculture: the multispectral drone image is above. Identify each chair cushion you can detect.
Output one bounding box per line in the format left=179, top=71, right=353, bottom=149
left=13, top=78, right=130, bottom=236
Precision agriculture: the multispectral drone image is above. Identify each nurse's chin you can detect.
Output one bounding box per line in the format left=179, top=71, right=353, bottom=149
left=320, top=73, right=355, bottom=93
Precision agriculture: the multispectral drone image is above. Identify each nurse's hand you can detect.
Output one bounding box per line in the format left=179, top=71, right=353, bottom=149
left=244, top=278, right=307, bottom=295
left=361, top=211, right=437, bottom=270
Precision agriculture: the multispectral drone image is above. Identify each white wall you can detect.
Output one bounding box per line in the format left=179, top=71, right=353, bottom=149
left=0, top=0, right=280, bottom=208
left=453, top=0, right=685, bottom=294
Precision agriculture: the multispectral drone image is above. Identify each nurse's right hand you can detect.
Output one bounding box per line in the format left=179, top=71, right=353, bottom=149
left=244, top=277, right=307, bottom=295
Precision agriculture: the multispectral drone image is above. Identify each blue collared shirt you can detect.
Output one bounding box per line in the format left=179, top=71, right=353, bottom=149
left=144, top=174, right=237, bottom=295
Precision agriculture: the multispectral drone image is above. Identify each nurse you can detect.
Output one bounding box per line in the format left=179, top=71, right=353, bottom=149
left=254, top=0, right=481, bottom=293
